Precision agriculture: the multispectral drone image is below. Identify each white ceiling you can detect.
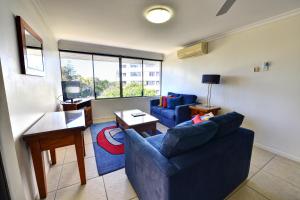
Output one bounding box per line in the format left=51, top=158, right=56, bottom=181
left=37, top=0, right=300, bottom=54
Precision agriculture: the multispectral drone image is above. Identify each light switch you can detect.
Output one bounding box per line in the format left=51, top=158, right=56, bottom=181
left=263, top=62, right=270, bottom=71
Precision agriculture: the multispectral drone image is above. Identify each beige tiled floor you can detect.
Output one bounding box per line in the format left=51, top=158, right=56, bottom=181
left=42, top=123, right=300, bottom=200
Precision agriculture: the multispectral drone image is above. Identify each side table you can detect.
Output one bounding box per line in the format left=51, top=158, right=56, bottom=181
left=189, top=105, right=221, bottom=117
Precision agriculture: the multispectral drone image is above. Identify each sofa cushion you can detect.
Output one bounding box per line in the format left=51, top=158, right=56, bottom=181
left=181, top=94, right=197, bottom=104
left=158, top=96, right=163, bottom=106
left=151, top=106, right=164, bottom=114
left=146, top=134, right=165, bottom=151
left=161, top=96, right=168, bottom=108
left=192, top=114, right=204, bottom=124
left=210, top=112, right=244, bottom=138
left=160, top=121, right=218, bottom=158
left=168, top=92, right=180, bottom=97
left=160, top=109, right=175, bottom=120
left=167, top=96, right=183, bottom=109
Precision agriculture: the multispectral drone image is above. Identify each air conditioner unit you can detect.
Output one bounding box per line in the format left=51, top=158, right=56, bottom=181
left=177, top=42, right=208, bottom=59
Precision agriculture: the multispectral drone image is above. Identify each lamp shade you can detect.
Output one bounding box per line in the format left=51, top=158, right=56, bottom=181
left=202, top=74, right=220, bottom=84
left=62, top=81, right=81, bottom=100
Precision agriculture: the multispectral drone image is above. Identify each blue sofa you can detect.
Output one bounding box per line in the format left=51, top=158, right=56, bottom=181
left=125, top=112, right=254, bottom=200
left=150, top=92, right=197, bottom=127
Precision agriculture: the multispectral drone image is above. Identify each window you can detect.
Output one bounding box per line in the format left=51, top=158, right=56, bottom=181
left=143, top=60, right=161, bottom=96
left=59, top=51, right=162, bottom=99
left=60, top=52, right=94, bottom=98
left=122, top=58, right=143, bottom=97
left=93, top=55, right=120, bottom=98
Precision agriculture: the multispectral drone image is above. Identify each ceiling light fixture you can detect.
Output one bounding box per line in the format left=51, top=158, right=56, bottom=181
left=144, top=5, right=173, bottom=24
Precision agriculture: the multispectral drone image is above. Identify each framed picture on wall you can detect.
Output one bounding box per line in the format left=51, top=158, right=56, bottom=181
left=15, top=16, right=45, bottom=76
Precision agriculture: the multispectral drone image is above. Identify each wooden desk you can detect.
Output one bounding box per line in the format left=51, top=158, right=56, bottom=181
left=23, top=110, right=86, bottom=199
left=189, top=105, right=221, bottom=117
left=62, top=99, right=93, bottom=127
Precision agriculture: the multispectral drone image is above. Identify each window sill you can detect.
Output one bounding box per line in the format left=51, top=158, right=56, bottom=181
left=93, top=96, right=160, bottom=100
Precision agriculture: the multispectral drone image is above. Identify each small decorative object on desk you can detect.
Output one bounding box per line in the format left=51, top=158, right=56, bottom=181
left=131, top=112, right=146, bottom=117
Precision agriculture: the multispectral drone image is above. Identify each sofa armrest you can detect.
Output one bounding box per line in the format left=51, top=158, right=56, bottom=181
left=125, top=129, right=178, bottom=176
left=176, top=120, right=193, bottom=127
left=150, top=99, right=160, bottom=107
left=175, top=104, right=193, bottom=124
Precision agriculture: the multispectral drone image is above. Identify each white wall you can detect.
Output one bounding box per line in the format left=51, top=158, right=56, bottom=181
left=0, top=61, right=25, bottom=200
left=162, top=13, right=300, bottom=162
left=92, top=97, right=156, bottom=121
left=0, top=0, right=61, bottom=199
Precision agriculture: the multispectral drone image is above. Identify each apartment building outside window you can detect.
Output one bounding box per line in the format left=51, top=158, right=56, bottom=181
left=130, top=72, right=141, bottom=77
left=60, top=51, right=162, bottom=99
left=149, top=72, right=155, bottom=76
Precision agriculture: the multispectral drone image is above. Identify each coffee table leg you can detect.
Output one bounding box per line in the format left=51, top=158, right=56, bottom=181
left=151, top=123, right=157, bottom=135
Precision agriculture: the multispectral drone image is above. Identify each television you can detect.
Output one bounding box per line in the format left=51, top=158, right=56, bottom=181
left=62, top=81, right=81, bottom=103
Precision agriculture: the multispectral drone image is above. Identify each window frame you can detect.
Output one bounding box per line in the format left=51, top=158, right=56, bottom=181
left=93, top=54, right=121, bottom=99
left=59, top=50, right=162, bottom=100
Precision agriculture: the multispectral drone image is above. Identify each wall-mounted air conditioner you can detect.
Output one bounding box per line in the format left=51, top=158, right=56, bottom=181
left=177, top=42, right=208, bottom=59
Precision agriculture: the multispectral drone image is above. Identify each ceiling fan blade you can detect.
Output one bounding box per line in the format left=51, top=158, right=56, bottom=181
left=216, top=0, right=236, bottom=16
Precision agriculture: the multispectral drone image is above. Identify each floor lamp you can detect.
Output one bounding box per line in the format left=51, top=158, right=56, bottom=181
left=202, top=74, right=220, bottom=108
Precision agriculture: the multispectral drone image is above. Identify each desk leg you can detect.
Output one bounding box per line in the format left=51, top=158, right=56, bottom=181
left=82, top=136, right=86, bottom=156
left=74, top=132, right=86, bottom=185
left=50, top=149, right=56, bottom=165
left=29, top=142, right=47, bottom=198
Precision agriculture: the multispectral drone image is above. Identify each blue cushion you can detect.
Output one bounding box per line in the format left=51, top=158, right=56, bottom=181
left=168, top=92, right=180, bottom=97
left=160, top=121, right=218, bottom=158
left=210, top=112, right=244, bottom=138
left=146, top=134, right=165, bottom=151
left=175, top=120, right=193, bottom=127
left=160, top=109, right=175, bottom=120
left=167, top=96, right=182, bottom=109
left=151, top=106, right=164, bottom=114
left=181, top=94, right=197, bottom=104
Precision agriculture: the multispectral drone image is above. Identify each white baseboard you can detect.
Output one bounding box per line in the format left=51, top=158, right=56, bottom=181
left=254, top=142, right=300, bottom=163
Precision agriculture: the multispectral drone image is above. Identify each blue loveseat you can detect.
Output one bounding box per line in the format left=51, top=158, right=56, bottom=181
left=125, top=112, right=254, bottom=200
left=150, top=92, right=197, bottom=127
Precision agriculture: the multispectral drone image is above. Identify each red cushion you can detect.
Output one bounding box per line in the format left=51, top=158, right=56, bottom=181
left=162, top=96, right=168, bottom=108
left=192, top=114, right=204, bottom=124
